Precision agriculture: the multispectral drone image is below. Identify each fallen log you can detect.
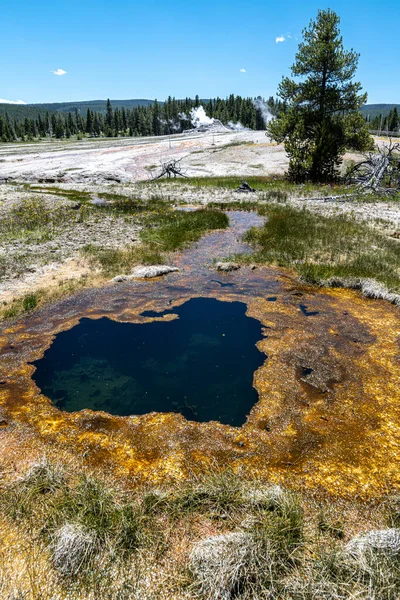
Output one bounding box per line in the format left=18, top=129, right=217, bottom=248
left=346, top=139, right=400, bottom=194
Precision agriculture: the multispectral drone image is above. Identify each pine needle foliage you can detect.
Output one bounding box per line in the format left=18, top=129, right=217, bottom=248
left=269, top=9, right=373, bottom=182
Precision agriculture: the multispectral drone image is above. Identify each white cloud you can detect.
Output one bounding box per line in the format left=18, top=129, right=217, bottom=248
left=0, top=98, right=27, bottom=105
left=51, top=69, right=67, bottom=76
left=240, top=68, right=246, bottom=73
left=275, top=32, right=294, bottom=44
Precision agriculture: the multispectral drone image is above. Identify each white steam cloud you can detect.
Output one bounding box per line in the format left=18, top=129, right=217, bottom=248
left=0, top=98, right=27, bottom=105
left=190, top=106, right=214, bottom=128
left=51, top=69, right=67, bottom=76
left=227, top=121, right=250, bottom=132
left=253, top=98, right=273, bottom=126
left=158, top=118, right=182, bottom=131
left=240, top=68, right=246, bottom=73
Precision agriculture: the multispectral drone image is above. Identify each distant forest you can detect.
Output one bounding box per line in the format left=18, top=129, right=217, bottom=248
left=362, top=106, right=400, bottom=132
left=0, top=96, right=282, bottom=143
left=0, top=96, right=398, bottom=143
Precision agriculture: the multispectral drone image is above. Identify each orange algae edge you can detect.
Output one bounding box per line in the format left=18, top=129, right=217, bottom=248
left=0, top=268, right=399, bottom=499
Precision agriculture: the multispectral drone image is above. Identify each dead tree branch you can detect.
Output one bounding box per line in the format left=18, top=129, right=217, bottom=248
left=149, top=159, right=188, bottom=181
left=346, top=139, right=400, bottom=195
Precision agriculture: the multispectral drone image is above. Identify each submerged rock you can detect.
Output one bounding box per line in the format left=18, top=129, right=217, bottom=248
left=346, top=528, right=400, bottom=558
left=216, top=262, right=240, bottom=272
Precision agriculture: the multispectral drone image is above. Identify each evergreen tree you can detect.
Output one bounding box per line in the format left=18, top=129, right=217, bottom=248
left=67, top=112, right=75, bottom=135
left=55, top=115, right=65, bottom=139
left=105, top=99, right=113, bottom=135
left=268, top=9, right=373, bottom=182
left=152, top=100, right=161, bottom=135
left=121, top=106, right=127, bottom=133
left=86, top=109, right=93, bottom=135
left=93, top=112, right=101, bottom=137
left=389, top=107, right=399, bottom=132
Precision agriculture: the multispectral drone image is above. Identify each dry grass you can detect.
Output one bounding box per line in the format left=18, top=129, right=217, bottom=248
left=0, top=462, right=398, bottom=599
left=0, top=274, right=97, bottom=321
left=0, top=196, right=91, bottom=243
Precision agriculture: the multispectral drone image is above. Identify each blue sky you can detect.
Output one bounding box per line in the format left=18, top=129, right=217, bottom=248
left=1, top=0, right=399, bottom=105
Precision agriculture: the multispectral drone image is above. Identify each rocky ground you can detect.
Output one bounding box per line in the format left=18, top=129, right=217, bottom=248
left=0, top=185, right=141, bottom=304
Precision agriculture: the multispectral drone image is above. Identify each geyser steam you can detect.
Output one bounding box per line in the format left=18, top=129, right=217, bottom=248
left=253, top=98, right=273, bottom=126
left=190, top=106, right=214, bottom=128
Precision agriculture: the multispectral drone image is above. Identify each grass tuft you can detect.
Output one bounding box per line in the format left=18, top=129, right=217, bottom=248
left=82, top=244, right=164, bottom=276
left=22, top=292, right=38, bottom=312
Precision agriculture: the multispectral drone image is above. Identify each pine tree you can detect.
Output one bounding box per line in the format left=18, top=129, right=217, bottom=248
left=121, top=107, right=127, bottom=133
left=105, top=99, right=113, bottom=136
left=268, top=9, right=373, bottom=182
left=86, top=109, right=93, bottom=135
left=152, top=100, right=161, bottom=136
left=389, top=107, right=399, bottom=132
left=93, top=112, right=101, bottom=137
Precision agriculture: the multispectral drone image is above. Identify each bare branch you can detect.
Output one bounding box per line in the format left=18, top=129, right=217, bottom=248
left=148, top=158, right=188, bottom=182
left=346, top=140, right=400, bottom=195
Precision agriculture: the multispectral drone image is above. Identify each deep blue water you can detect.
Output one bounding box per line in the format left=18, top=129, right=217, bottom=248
left=31, top=298, right=265, bottom=426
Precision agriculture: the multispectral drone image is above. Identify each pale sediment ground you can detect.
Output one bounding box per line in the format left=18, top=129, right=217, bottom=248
left=0, top=131, right=399, bottom=306
left=0, top=131, right=287, bottom=182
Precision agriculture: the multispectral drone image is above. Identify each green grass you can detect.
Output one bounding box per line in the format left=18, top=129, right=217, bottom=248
left=218, top=140, right=255, bottom=149
left=238, top=204, right=400, bottom=293
left=141, top=208, right=229, bottom=252
left=154, top=175, right=352, bottom=196
left=208, top=190, right=288, bottom=211
left=82, top=244, right=164, bottom=276
left=98, top=193, right=172, bottom=214
left=22, top=292, right=38, bottom=312
left=27, top=186, right=92, bottom=203
left=2, top=291, right=42, bottom=319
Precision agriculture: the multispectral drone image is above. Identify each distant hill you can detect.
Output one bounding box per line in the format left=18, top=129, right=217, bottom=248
left=360, top=104, right=400, bottom=119
left=30, top=99, right=156, bottom=113
left=0, top=99, right=156, bottom=120
left=2, top=99, right=398, bottom=124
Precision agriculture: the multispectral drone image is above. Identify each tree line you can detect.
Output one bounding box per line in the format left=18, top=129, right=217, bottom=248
left=0, top=95, right=281, bottom=143
left=366, top=107, right=399, bottom=132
